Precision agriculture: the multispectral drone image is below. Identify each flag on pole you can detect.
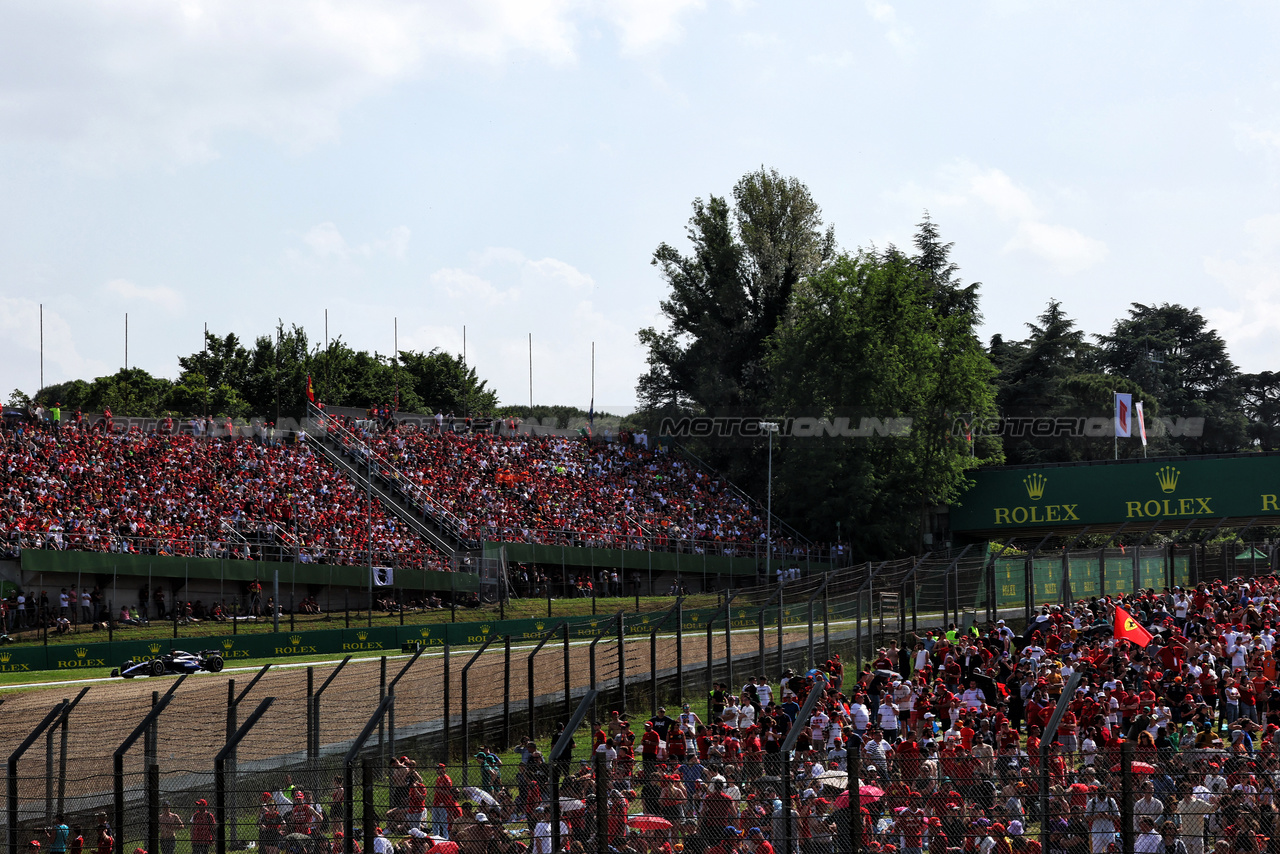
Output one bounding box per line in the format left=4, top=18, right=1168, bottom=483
left=306, top=374, right=315, bottom=404
left=1113, top=605, right=1153, bottom=647
left=1114, top=393, right=1132, bottom=438
left=1135, top=401, right=1147, bottom=446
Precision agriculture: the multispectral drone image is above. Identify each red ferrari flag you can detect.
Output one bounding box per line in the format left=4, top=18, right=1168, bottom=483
left=306, top=375, right=315, bottom=404
left=1113, top=605, right=1153, bottom=647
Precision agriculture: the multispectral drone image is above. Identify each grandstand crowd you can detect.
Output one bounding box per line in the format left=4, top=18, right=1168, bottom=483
left=0, top=408, right=844, bottom=575
left=324, top=411, right=831, bottom=562
left=0, top=416, right=447, bottom=571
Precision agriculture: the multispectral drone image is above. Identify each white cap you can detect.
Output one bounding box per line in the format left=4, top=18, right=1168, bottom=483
left=408, top=829, right=428, bottom=839
left=475, top=813, right=489, bottom=823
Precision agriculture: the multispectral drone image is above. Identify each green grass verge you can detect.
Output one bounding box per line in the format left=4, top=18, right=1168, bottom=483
left=1, top=595, right=719, bottom=649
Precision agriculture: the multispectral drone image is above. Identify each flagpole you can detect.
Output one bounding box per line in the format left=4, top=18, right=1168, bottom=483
left=528, top=332, right=533, bottom=413
left=1113, top=391, right=1117, bottom=461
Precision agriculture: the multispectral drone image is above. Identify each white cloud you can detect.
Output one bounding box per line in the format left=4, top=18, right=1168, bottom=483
left=420, top=247, right=626, bottom=406
left=895, top=163, right=1109, bottom=274
left=430, top=247, right=594, bottom=306
left=1205, top=214, right=1280, bottom=371
left=967, top=168, right=1041, bottom=221
left=431, top=267, right=520, bottom=306
left=1003, top=221, right=1109, bottom=275
left=863, top=0, right=914, bottom=53
left=104, top=278, right=184, bottom=313
left=0, top=0, right=706, bottom=166
left=0, top=297, right=111, bottom=389
left=602, top=0, right=705, bottom=54
left=298, top=222, right=412, bottom=262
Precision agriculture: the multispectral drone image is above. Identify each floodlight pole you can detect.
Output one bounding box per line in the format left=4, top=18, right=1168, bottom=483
left=761, top=422, right=779, bottom=582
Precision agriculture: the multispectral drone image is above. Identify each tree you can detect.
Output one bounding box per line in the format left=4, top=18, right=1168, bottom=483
left=397, top=349, right=498, bottom=415
left=81, top=368, right=173, bottom=417
left=1097, top=303, right=1247, bottom=454
left=637, top=168, right=835, bottom=413
left=766, top=248, right=998, bottom=558
left=243, top=322, right=313, bottom=421
left=1241, top=371, right=1280, bottom=450
left=912, top=212, right=981, bottom=321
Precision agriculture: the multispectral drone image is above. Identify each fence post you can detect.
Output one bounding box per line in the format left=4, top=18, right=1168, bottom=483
left=306, top=666, right=315, bottom=758
left=617, top=613, right=627, bottom=712
left=379, top=656, right=387, bottom=773
left=44, top=717, right=54, bottom=823
left=650, top=627, right=658, bottom=716
left=594, top=750, right=608, bottom=854
left=311, top=655, right=353, bottom=760
left=113, top=678, right=185, bottom=854
left=527, top=622, right=568, bottom=740
left=383, top=645, right=423, bottom=763
left=675, top=601, right=684, bottom=705
left=462, top=636, right=500, bottom=786
left=343, top=694, right=395, bottom=854
left=8, top=703, right=67, bottom=854
left=549, top=691, right=598, bottom=854
left=215, top=697, right=274, bottom=854
left=362, top=760, right=376, bottom=844
left=1120, top=740, right=1135, bottom=854
left=778, top=676, right=826, bottom=854
left=503, top=635, right=512, bottom=750
left=564, top=622, right=572, bottom=720
left=56, top=688, right=90, bottom=817
left=147, top=763, right=160, bottom=854
left=725, top=604, right=734, bottom=696
left=849, top=753, right=861, bottom=854
left=443, top=642, right=451, bottom=762
left=776, top=585, right=784, bottom=678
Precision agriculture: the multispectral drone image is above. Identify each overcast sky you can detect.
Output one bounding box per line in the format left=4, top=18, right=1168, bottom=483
left=2, top=1, right=1279, bottom=413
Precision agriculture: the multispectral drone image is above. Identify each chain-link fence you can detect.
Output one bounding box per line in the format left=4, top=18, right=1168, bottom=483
left=9, top=544, right=1271, bottom=854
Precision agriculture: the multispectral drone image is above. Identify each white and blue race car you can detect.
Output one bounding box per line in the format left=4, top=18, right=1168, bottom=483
left=111, top=649, right=225, bottom=678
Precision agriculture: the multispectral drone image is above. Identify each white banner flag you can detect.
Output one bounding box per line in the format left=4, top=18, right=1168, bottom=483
left=1115, top=393, right=1133, bottom=438
left=372, top=566, right=394, bottom=587
left=1135, top=401, right=1148, bottom=446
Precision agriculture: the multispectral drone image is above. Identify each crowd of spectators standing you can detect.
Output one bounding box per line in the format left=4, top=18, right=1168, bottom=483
left=317, top=577, right=1280, bottom=854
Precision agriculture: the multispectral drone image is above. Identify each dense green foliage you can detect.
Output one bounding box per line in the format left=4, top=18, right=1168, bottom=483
left=32, top=322, right=497, bottom=420
left=639, top=170, right=1277, bottom=558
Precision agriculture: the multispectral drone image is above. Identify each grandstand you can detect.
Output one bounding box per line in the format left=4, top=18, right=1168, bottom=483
left=0, top=408, right=835, bottom=601
left=0, top=417, right=447, bottom=571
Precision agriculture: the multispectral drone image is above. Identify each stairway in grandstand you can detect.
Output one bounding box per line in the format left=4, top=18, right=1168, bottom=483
left=304, top=408, right=466, bottom=556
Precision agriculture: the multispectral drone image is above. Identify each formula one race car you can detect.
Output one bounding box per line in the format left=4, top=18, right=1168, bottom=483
left=111, top=649, right=225, bottom=678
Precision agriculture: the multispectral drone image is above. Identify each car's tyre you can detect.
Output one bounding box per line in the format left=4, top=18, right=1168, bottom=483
left=120, top=661, right=135, bottom=679
left=150, top=659, right=165, bottom=677
left=206, top=656, right=224, bottom=673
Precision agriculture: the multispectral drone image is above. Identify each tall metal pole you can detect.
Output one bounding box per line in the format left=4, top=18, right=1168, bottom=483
left=763, top=423, right=777, bottom=583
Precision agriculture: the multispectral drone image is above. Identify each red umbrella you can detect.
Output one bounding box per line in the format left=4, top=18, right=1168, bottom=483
left=627, top=815, right=673, bottom=832
left=1109, top=762, right=1157, bottom=775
